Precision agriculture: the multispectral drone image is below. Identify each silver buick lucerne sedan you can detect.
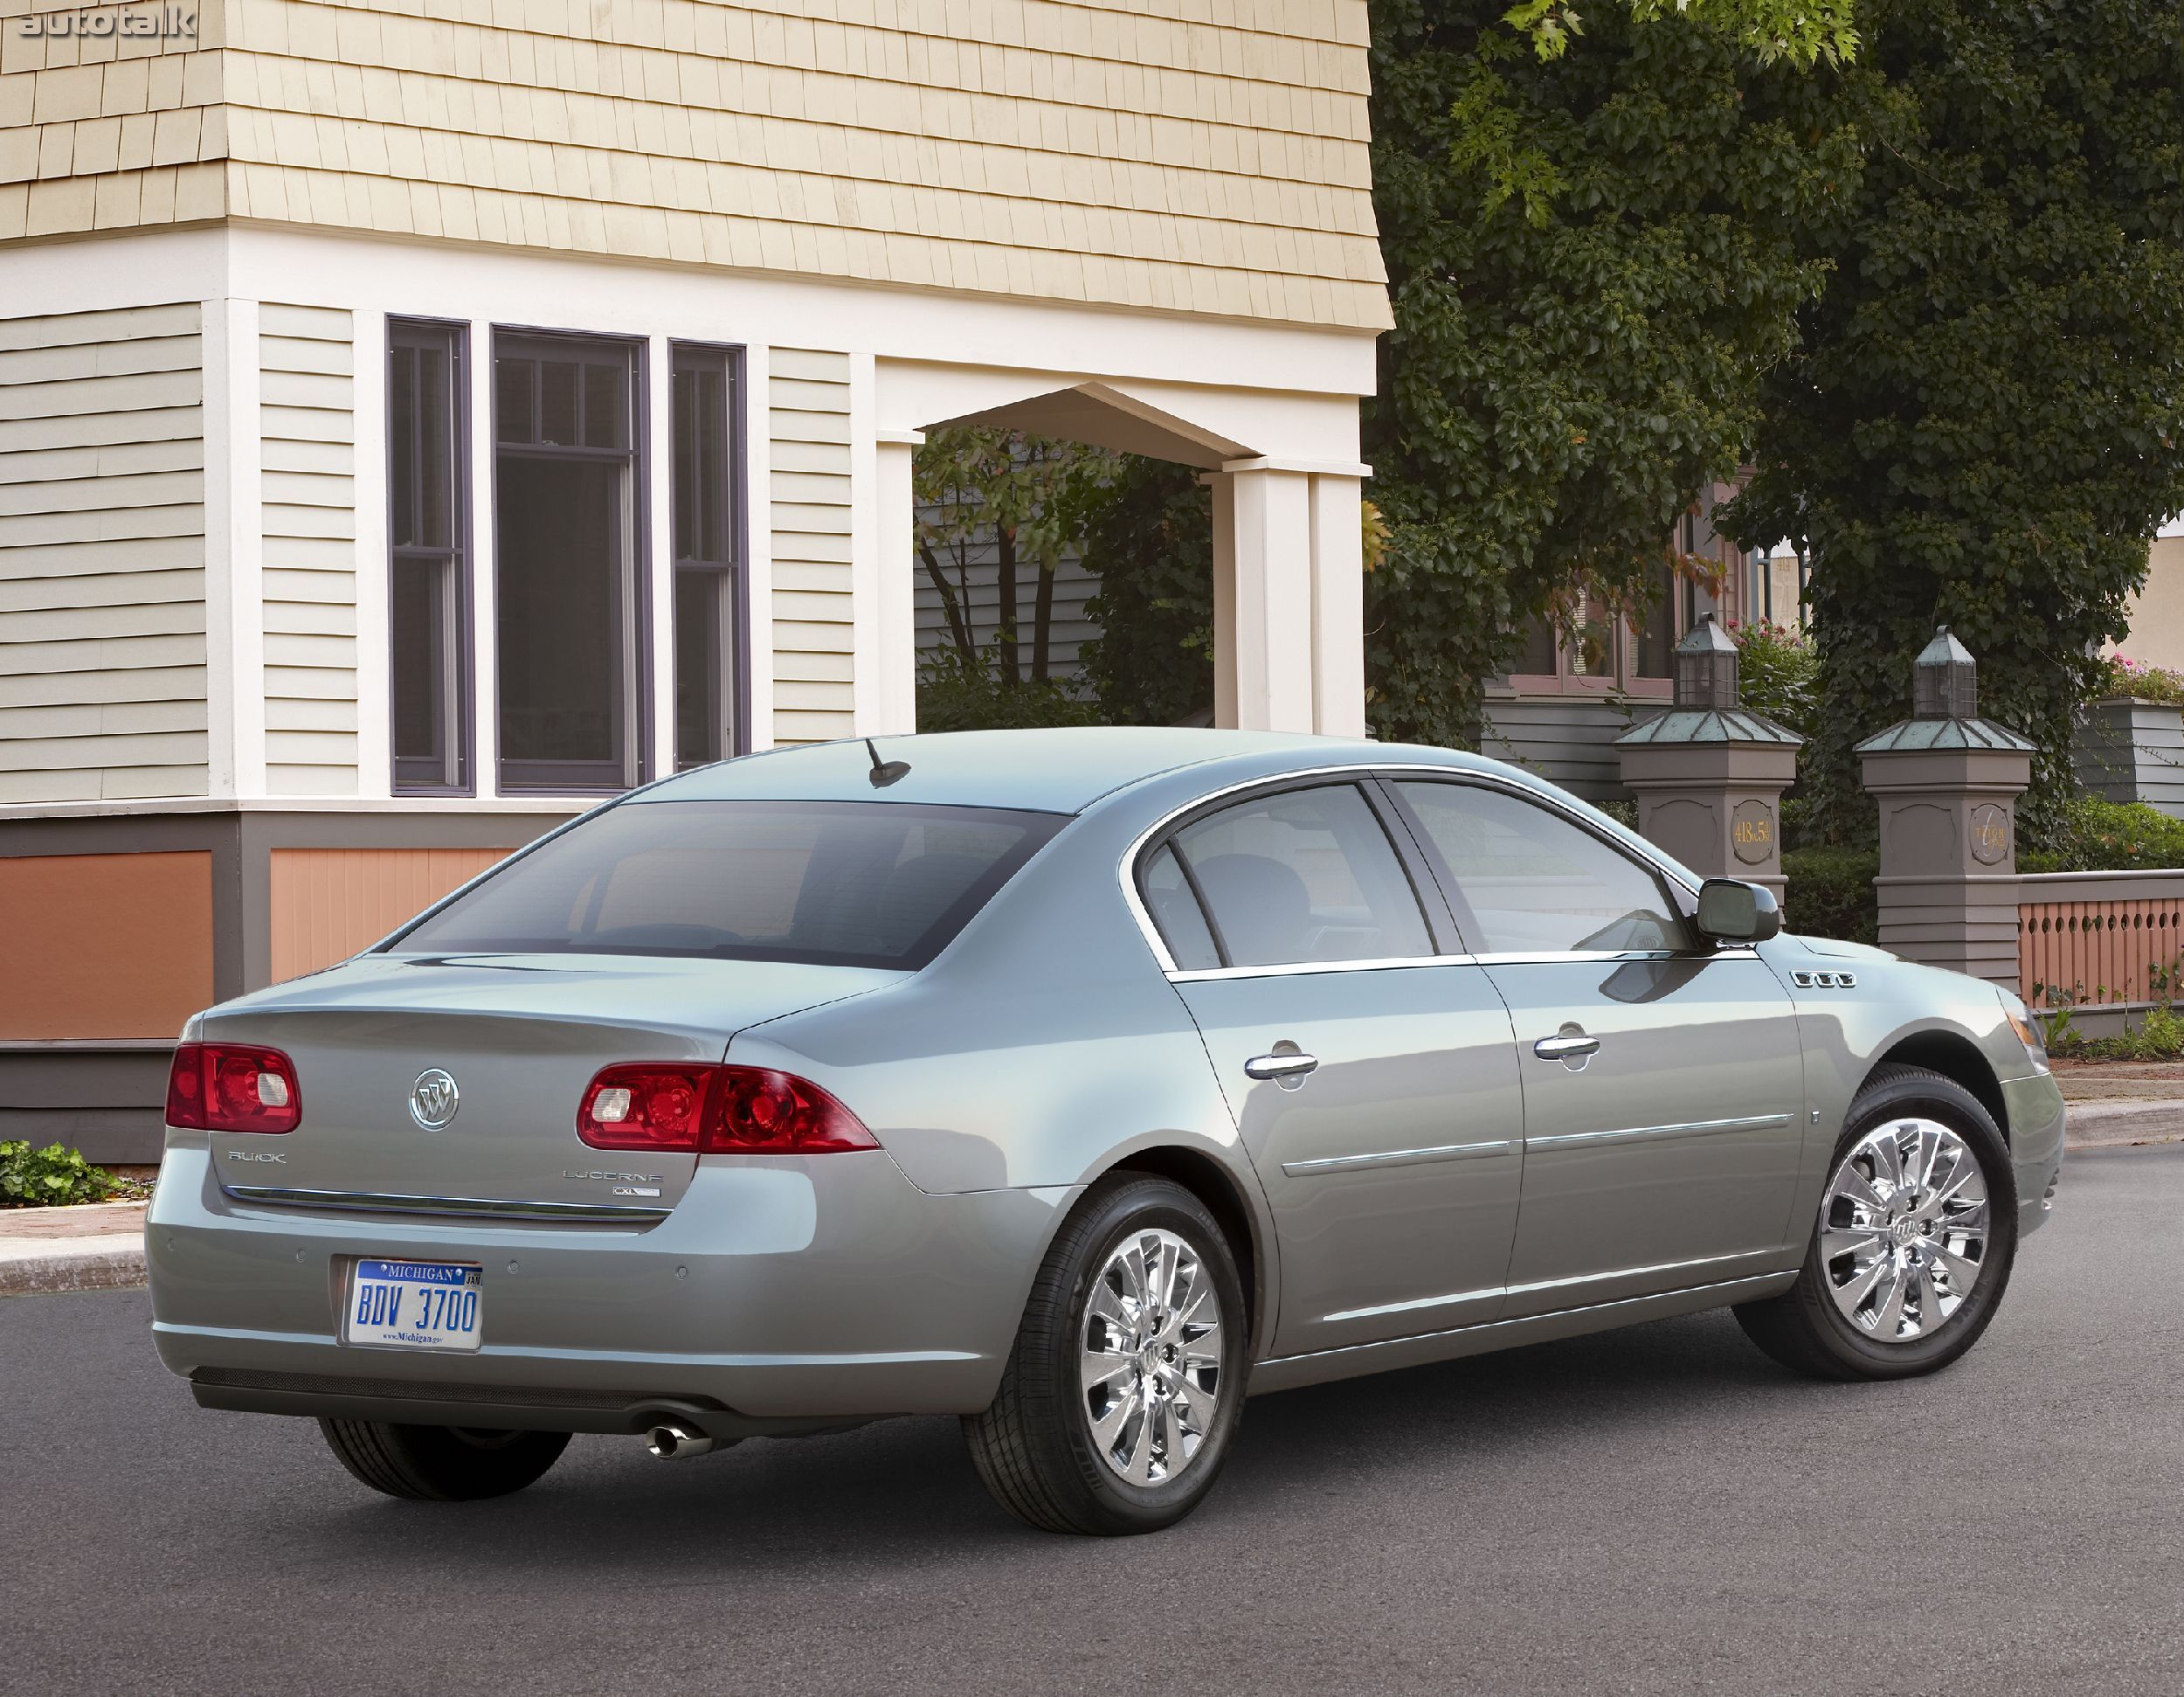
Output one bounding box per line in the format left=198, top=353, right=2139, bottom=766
left=149, top=729, right=2063, bottom=1534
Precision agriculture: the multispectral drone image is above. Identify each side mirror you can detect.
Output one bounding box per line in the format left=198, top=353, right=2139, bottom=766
left=1696, top=877, right=1781, bottom=945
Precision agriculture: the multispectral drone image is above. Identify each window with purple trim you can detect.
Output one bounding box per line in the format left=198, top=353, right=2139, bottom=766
left=387, top=320, right=470, bottom=793
left=493, top=333, right=646, bottom=793
left=670, top=344, right=743, bottom=768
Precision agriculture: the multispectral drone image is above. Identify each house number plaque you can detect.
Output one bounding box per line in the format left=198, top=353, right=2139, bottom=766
left=1731, top=800, right=1776, bottom=865
left=1970, top=803, right=2011, bottom=866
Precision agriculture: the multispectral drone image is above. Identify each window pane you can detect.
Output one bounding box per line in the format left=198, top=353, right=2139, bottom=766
left=1397, top=782, right=1687, bottom=955
left=417, top=344, right=449, bottom=550
left=1632, top=564, right=1676, bottom=679
left=1143, top=843, right=1220, bottom=971
left=495, top=354, right=532, bottom=443
left=1513, top=615, right=1558, bottom=675
left=584, top=361, right=625, bottom=449
left=675, top=569, right=724, bottom=767
left=496, top=456, right=624, bottom=767
left=538, top=356, right=579, bottom=447
left=390, top=557, right=446, bottom=762
left=389, top=348, right=417, bottom=547
left=395, top=800, right=1061, bottom=969
left=1172, top=784, right=1429, bottom=968
left=697, top=365, right=727, bottom=561
left=671, top=366, right=698, bottom=561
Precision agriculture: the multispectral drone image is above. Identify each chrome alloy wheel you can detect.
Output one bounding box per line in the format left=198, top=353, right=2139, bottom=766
left=1821, top=1117, right=1990, bottom=1343
left=1080, top=1226, right=1225, bottom=1485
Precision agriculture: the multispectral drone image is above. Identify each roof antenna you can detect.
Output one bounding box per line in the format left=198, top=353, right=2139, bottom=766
left=866, top=738, right=911, bottom=788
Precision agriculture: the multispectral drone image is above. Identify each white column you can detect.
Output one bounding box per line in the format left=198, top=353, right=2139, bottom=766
left=739, top=343, right=777, bottom=752
left=1309, top=472, right=1367, bottom=737
left=872, top=429, right=923, bottom=733
left=1221, top=462, right=1316, bottom=732
left=202, top=294, right=266, bottom=799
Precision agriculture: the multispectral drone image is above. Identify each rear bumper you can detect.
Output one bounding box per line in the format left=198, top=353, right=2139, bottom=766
left=2002, top=1070, right=2066, bottom=1237
left=147, top=1143, right=1076, bottom=1425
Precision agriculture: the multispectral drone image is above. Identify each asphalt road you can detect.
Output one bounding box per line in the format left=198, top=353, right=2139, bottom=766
left=3, top=1145, right=2181, bottom=1697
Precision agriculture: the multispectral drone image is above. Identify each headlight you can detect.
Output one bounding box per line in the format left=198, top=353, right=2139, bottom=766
left=1998, top=991, right=2050, bottom=1073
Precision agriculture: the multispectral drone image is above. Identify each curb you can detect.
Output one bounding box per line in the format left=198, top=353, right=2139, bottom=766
left=0, top=1241, right=146, bottom=1298
left=2063, top=1098, right=2184, bottom=1151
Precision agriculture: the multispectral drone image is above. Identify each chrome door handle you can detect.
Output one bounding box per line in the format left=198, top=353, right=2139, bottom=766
left=1244, top=1051, right=1320, bottom=1081
left=1532, top=1033, right=1600, bottom=1061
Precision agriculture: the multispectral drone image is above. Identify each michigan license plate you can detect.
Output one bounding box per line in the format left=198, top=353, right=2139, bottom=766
left=343, top=1259, right=483, bottom=1353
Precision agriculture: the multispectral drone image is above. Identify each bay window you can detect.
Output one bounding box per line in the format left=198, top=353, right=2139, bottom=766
left=386, top=320, right=470, bottom=793
left=669, top=343, right=743, bottom=768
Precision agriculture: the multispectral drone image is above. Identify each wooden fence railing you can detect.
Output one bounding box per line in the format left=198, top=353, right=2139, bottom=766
left=2018, top=870, right=2184, bottom=1008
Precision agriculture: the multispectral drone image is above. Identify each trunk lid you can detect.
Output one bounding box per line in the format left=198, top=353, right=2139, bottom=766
left=199, top=953, right=895, bottom=1219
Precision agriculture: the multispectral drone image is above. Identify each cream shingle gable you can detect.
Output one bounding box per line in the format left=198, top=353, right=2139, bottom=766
left=1, top=0, right=1386, bottom=329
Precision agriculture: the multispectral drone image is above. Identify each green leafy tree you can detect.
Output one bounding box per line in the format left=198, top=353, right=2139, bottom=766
left=1724, top=0, right=2184, bottom=844
left=914, top=428, right=1111, bottom=687
left=1363, top=0, right=1862, bottom=746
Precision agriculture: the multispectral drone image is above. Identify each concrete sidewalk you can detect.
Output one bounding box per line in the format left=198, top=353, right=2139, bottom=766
left=3, top=1070, right=2178, bottom=1299
left=0, top=1202, right=147, bottom=1297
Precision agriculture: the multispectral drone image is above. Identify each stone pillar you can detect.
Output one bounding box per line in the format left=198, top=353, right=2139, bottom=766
left=1614, top=613, right=1802, bottom=904
left=1856, top=627, right=2034, bottom=987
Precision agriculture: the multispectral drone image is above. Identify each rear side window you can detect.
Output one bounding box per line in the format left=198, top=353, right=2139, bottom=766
left=392, top=800, right=1063, bottom=970
left=1395, top=780, right=1689, bottom=955
left=1143, top=843, right=1220, bottom=971
left=1163, top=783, right=1432, bottom=968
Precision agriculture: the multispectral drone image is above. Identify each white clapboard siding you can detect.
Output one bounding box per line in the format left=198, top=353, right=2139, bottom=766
left=0, top=301, right=208, bottom=802
left=913, top=524, right=1101, bottom=683
left=769, top=349, right=854, bottom=746
left=259, top=303, right=359, bottom=795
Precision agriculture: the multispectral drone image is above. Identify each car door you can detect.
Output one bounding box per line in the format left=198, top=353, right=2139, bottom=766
left=1387, top=778, right=1807, bottom=1320
left=1143, top=779, right=1526, bottom=1358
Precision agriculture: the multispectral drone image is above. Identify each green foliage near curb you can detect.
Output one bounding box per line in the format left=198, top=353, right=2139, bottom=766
left=1781, top=845, right=1879, bottom=945
left=1726, top=620, right=1817, bottom=740
left=2022, top=796, right=2184, bottom=874
left=0, top=1141, right=116, bottom=1209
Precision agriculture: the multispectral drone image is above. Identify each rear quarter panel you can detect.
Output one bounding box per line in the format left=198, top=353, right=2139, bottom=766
left=729, top=773, right=1283, bottom=1348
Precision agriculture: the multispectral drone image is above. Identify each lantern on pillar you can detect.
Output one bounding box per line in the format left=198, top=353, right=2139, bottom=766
left=1615, top=611, right=1802, bottom=902
left=1674, top=613, right=1741, bottom=711
left=1912, top=627, right=1980, bottom=720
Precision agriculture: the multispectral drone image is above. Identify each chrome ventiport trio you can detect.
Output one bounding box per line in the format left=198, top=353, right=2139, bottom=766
left=147, top=729, right=2063, bottom=1534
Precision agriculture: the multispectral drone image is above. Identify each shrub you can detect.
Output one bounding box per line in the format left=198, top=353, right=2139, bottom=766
left=1725, top=619, right=1818, bottom=739
left=2091, top=653, right=2184, bottom=707
left=915, top=644, right=1104, bottom=732
left=2021, top=795, right=2184, bottom=873
left=0, top=1140, right=116, bottom=1209
left=1781, top=845, right=1879, bottom=944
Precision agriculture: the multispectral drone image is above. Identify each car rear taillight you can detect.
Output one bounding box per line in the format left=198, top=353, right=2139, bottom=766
left=577, top=1063, right=879, bottom=1154
left=166, top=1042, right=302, bottom=1133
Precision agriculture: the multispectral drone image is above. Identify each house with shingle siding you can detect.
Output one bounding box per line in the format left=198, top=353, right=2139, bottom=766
left=0, top=0, right=1388, bottom=1159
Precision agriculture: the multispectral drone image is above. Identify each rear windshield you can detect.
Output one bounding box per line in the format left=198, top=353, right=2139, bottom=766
left=389, top=800, right=1065, bottom=970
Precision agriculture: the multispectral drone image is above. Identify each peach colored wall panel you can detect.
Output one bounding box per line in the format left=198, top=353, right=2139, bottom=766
left=267, top=846, right=512, bottom=982
left=0, top=850, right=212, bottom=1038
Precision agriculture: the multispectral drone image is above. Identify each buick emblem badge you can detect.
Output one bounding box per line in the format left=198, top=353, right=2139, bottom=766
left=409, top=1068, right=460, bottom=1130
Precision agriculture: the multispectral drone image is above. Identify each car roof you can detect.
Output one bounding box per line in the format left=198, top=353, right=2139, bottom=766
left=638, top=727, right=1475, bottom=814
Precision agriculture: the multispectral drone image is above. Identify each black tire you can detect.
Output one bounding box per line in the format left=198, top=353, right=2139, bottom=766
left=1735, top=1063, right=2019, bottom=1381
left=964, top=1174, right=1249, bottom=1535
left=316, top=1419, right=570, bottom=1501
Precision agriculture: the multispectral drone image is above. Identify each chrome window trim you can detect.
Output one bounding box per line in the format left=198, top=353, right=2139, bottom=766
left=1116, top=760, right=1707, bottom=979
left=1523, top=1112, right=1793, bottom=1153
left=1282, top=1137, right=1515, bottom=1178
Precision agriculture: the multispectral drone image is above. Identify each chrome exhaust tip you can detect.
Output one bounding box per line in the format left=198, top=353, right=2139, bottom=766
left=646, top=1422, right=716, bottom=1459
